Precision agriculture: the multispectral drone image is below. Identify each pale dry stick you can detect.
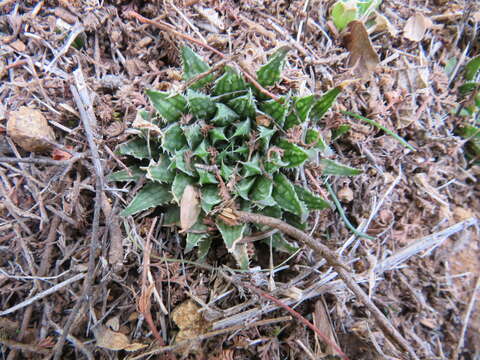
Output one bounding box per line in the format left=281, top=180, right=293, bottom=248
left=453, top=275, right=480, bottom=360
left=46, top=23, right=85, bottom=73
left=0, top=273, right=85, bottom=316
left=51, top=84, right=105, bottom=360
left=0, top=156, right=79, bottom=166
left=296, top=0, right=311, bottom=42
left=375, top=217, right=478, bottom=274
left=0, top=338, right=50, bottom=356
left=233, top=210, right=420, bottom=360
left=170, top=1, right=207, bottom=44
left=130, top=316, right=292, bottom=359
left=125, top=10, right=280, bottom=101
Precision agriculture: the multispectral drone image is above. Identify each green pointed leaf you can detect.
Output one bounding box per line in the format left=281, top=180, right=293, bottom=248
left=332, top=124, right=351, bottom=140
left=236, top=177, right=256, bottom=200
left=200, top=185, right=222, bottom=212
left=211, top=103, right=239, bottom=126
left=117, top=138, right=150, bottom=160
left=197, top=168, right=218, bottom=185
left=285, top=95, right=315, bottom=129
left=209, top=126, right=228, bottom=144
left=172, top=149, right=195, bottom=176
left=193, top=139, right=210, bottom=161
left=231, top=119, right=251, bottom=138
left=163, top=124, right=187, bottom=153
left=277, top=139, right=309, bottom=167
left=183, top=124, right=203, bottom=149
left=257, top=126, right=277, bottom=150
left=256, top=46, right=290, bottom=87
left=284, top=212, right=308, bottom=230
left=305, top=129, right=328, bottom=151
left=108, top=166, right=145, bottom=182
left=319, top=159, right=363, bottom=176
left=310, top=87, right=341, bottom=122
left=185, top=219, right=209, bottom=253
left=146, top=90, right=186, bottom=123
left=187, top=89, right=217, bottom=120
left=262, top=205, right=283, bottom=219
left=216, top=219, right=246, bottom=251
left=221, top=162, right=234, bottom=181
left=163, top=206, right=180, bottom=226
left=265, top=232, right=298, bottom=254
left=294, top=185, right=331, bottom=210
left=197, top=237, right=212, bottom=260
left=241, top=155, right=262, bottom=177
left=120, top=183, right=172, bottom=216
left=172, top=173, right=195, bottom=203
left=181, top=46, right=213, bottom=90
left=228, top=90, right=256, bottom=120
left=464, top=55, right=480, bottom=81
left=145, top=156, right=175, bottom=183
left=213, top=66, right=247, bottom=98
left=264, top=150, right=289, bottom=173
left=259, top=98, right=288, bottom=127
left=272, top=173, right=306, bottom=217
left=250, top=176, right=277, bottom=207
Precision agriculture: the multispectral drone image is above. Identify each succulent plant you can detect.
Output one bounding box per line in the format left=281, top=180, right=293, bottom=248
left=110, top=46, right=362, bottom=268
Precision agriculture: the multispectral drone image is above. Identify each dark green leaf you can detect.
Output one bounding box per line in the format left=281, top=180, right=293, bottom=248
left=181, top=46, right=213, bottom=89
left=117, top=138, right=150, bottom=160
left=120, top=183, right=172, bottom=216
left=256, top=46, right=290, bottom=87
left=241, top=155, right=262, bottom=177
left=259, top=98, right=288, bottom=127
left=310, top=87, right=341, bottom=122
left=236, top=177, right=256, bottom=200
left=319, top=159, right=363, bottom=176
left=228, top=90, right=257, bottom=120
left=464, top=55, right=480, bottom=81
left=277, top=139, right=309, bottom=167
left=200, top=185, right=222, bottom=212
left=211, top=103, right=239, bottom=126
left=183, top=124, right=203, bottom=149
left=213, top=66, right=247, bottom=98
left=216, top=219, right=246, bottom=251
left=209, top=126, right=228, bottom=144
left=146, top=90, right=186, bottom=123
left=197, top=168, right=218, bottom=185
left=187, top=89, right=217, bottom=120
left=305, top=129, right=328, bottom=151
left=163, top=124, right=187, bottom=153
left=108, top=166, right=145, bottom=182
left=145, top=156, right=175, bottom=183
left=294, top=185, right=331, bottom=210
left=231, top=119, right=251, bottom=138
left=163, top=206, right=180, bottom=226
left=332, top=124, right=351, bottom=140
left=272, top=173, right=306, bottom=217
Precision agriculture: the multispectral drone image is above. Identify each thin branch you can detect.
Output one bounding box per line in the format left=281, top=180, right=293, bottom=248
left=233, top=210, right=419, bottom=360
left=452, top=275, right=480, bottom=360
left=0, top=273, right=86, bottom=316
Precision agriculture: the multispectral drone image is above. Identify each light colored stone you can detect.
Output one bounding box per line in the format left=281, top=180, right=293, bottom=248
left=7, top=107, right=55, bottom=152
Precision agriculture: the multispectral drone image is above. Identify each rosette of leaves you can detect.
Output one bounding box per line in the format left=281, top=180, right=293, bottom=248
left=110, top=46, right=362, bottom=268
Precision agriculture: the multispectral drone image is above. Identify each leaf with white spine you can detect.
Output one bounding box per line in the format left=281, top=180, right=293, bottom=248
left=146, top=90, right=186, bottom=123
left=256, top=46, right=290, bottom=87
left=181, top=46, right=213, bottom=90
left=120, top=183, right=172, bottom=216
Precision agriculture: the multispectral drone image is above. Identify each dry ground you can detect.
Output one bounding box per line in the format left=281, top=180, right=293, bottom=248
left=0, top=0, right=479, bottom=359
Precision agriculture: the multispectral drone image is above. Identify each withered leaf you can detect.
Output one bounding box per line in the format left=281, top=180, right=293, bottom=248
left=180, top=184, right=201, bottom=232
left=94, top=325, right=146, bottom=352
left=345, top=20, right=379, bottom=77
left=403, top=13, right=432, bottom=42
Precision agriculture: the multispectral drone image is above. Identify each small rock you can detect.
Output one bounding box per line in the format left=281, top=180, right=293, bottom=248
left=337, top=186, right=354, bottom=203
left=7, top=107, right=55, bottom=152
